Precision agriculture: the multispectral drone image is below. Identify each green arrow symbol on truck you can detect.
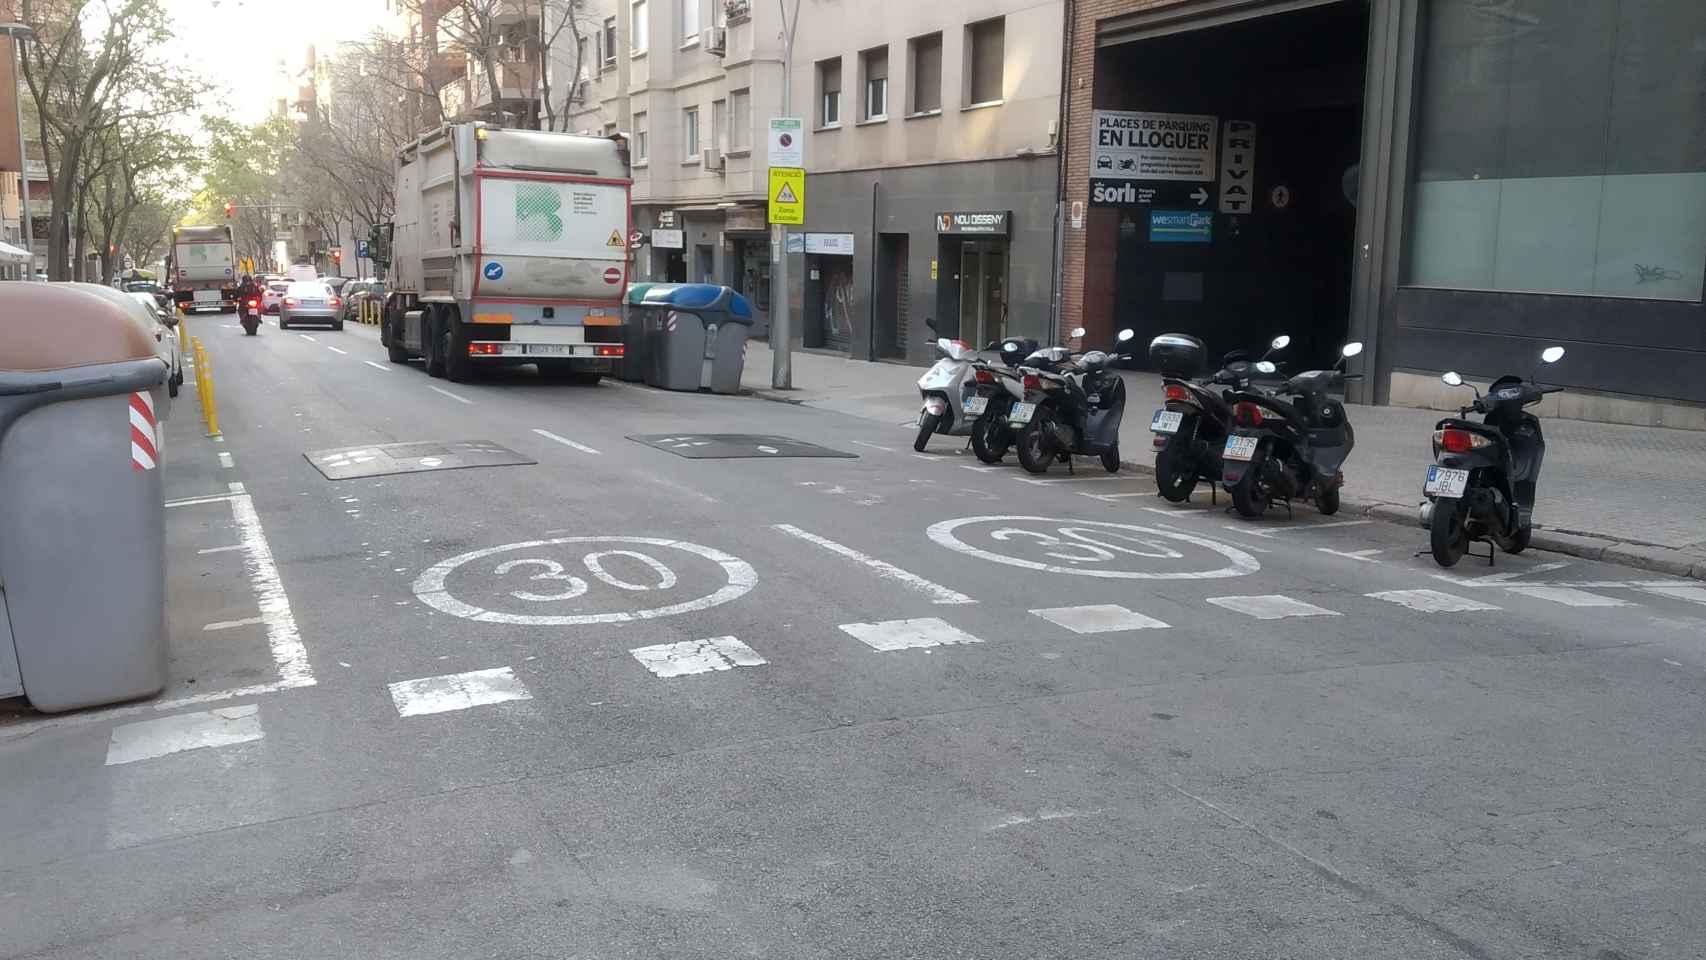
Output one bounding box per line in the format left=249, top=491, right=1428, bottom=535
left=514, top=182, right=564, bottom=241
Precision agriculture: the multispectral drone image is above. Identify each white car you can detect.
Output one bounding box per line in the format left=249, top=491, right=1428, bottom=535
left=125, top=290, right=184, bottom=399
left=261, top=279, right=289, bottom=314
left=278, top=280, right=344, bottom=330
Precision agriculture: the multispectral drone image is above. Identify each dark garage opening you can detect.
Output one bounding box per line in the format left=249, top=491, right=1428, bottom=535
left=1097, top=0, right=1369, bottom=373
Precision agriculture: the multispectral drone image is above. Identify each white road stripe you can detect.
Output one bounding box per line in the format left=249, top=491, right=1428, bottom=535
left=1366, top=589, right=1500, bottom=613
left=197, top=544, right=245, bottom=555
left=165, top=493, right=241, bottom=508
left=1316, top=547, right=1382, bottom=562
left=774, top=524, right=976, bottom=604
left=1644, top=585, right=1706, bottom=606
left=229, top=491, right=315, bottom=686
left=532, top=428, right=601, bottom=455
left=326, top=345, right=347, bottom=355
left=1433, top=561, right=1571, bottom=586
left=851, top=440, right=895, bottom=452
left=1078, top=491, right=1149, bottom=502
left=105, top=705, right=262, bottom=766
left=1220, top=524, right=1277, bottom=539
left=428, top=385, right=473, bottom=405
left=840, top=617, right=984, bottom=651
left=1013, top=474, right=1127, bottom=485
left=389, top=666, right=532, bottom=717
left=960, top=464, right=1003, bottom=472
left=630, top=636, right=767, bottom=677
left=1206, top=594, right=1342, bottom=620
left=362, top=360, right=389, bottom=371
left=217, top=451, right=234, bottom=469
left=1506, top=585, right=1630, bottom=607
left=1304, top=519, right=1374, bottom=530
left=299, top=334, right=318, bottom=342
left=1031, top=604, right=1170, bottom=633
left=1143, top=506, right=1208, bottom=519
left=203, top=616, right=265, bottom=632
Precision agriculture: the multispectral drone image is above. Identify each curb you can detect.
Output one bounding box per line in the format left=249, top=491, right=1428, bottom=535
left=742, top=388, right=1706, bottom=583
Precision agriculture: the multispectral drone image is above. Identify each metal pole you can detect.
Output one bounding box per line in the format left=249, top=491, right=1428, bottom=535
left=770, top=0, right=799, bottom=389
left=4, top=25, right=36, bottom=278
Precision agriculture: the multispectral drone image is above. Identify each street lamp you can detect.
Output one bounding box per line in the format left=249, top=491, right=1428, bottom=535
left=0, top=22, right=36, bottom=279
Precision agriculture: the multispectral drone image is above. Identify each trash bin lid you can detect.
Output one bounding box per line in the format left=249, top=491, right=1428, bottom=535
left=0, top=283, right=160, bottom=373
left=636, top=283, right=755, bottom=324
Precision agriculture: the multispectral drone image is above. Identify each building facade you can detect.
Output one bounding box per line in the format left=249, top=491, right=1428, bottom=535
left=1060, top=0, right=1706, bottom=423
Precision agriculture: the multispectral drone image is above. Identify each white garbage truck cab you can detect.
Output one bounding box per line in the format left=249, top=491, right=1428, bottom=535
left=382, top=122, right=632, bottom=384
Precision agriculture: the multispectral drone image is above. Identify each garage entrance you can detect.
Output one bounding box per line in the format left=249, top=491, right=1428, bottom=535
left=1093, top=0, right=1369, bottom=373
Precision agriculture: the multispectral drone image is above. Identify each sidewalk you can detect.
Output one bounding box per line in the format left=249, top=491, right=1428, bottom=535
left=742, top=341, right=1706, bottom=580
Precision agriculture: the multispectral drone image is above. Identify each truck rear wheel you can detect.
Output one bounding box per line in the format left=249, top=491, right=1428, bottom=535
left=424, top=308, right=446, bottom=378
left=443, top=311, right=473, bottom=383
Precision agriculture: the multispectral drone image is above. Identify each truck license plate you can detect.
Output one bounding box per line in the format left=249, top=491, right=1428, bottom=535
left=1009, top=402, right=1036, bottom=425
left=1223, top=436, right=1258, bottom=461
left=529, top=344, right=573, bottom=355
left=963, top=396, right=988, bottom=415
left=192, top=289, right=218, bottom=302
left=1424, top=465, right=1470, bottom=497
left=1151, top=410, right=1184, bottom=434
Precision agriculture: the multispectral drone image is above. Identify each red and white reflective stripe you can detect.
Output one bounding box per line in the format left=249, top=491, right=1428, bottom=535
left=130, top=391, right=159, bottom=471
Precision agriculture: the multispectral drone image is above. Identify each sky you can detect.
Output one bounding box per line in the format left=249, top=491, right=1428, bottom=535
left=164, top=0, right=395, bottom=125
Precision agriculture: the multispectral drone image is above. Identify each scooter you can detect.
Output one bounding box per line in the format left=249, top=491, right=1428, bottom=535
left=965, top=336, right=1037, bottom=463
left=240, top=296, right=261, bottom=336
left=915, top=318, right=982, bottom=452
left=1010, top=328, right=1137, bottom=475
left=1420, top=346, right=1566, bottom=567
left=1149, top=334, right=1289, bottom=502
left=1221, top=341, right=1364, bottom=519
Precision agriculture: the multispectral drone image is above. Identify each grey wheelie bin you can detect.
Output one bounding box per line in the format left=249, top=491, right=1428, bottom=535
left=631, top=283, right=755, bottom=394
left=619, top=283, right=660, bottom=382
left=0, top=283, right=171, bottom=712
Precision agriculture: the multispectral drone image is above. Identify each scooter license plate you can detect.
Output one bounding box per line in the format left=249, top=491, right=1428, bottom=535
left=1224, top=436, right=1259, bottom=461
left=1151, top=410, right=1184, bottom=434
left=963, top=396, right=989, bottom=415
left=1424, top=465, right=1470, bottom=498
left=1009, top=402, right=1036, bottom=425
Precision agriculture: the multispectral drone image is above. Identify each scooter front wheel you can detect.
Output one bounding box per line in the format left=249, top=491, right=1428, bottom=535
left=1015, top=415, right=1054, bottom=474
left=1429, top=496, right=1469, bottom=567
left=914, top=411, right=942, bottom=452
left=1154, top=439, right=1198, bottom=502
left=1228, top=451, right=1270, bottom=519
left=1100, top=443, right=1121, bottom=473
left=971, top=413, right=1009, bottom=463
left=1317, top=483, right=1341, bottom=516
left=1503, top=523, right=1532, bottom=555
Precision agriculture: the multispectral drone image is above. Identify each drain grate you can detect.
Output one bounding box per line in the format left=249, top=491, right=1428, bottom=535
left=305, top=440, right=536, bottom=480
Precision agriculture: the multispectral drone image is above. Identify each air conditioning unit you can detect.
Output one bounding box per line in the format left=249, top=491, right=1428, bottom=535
left=701, top=147, right=724, bottom=171
left=702, top=26, right=726, bottom=56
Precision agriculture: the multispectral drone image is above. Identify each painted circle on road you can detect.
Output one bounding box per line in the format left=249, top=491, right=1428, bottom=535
left=413, top=536, right=756, bottom=625
left=927, top=516, right=1260, bottom=580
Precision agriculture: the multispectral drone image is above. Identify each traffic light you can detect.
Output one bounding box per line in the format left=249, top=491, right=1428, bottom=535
left=331, top=249, right=342, bottom=266
left=224, top=201, right=235, bottom=218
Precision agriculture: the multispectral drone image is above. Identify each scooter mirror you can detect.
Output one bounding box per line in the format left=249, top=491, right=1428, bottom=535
left=1541, top=346, right=1565, bottom=364
left=1341, top=342, right=1365, bottom=358
left=1271, top=335, right=1291, bottom=350
left=1070, top=327, right=1087, bottom=339
left=924, top=316, right=937, bottom=332
left=1117, top=328, right=1134, bottom=342
left=1255, top=361, right=1277, bottom=374
left=1441, top=371, right=1463, bottom=387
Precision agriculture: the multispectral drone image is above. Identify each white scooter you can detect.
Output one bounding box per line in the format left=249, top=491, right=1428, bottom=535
left=915, top=318, right=980, bottom=452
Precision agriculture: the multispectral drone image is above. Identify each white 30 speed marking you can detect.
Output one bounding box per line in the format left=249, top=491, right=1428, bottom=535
left=413, top=536, right=756, bottom=625
left=927, top=516, right=1260, bottom=579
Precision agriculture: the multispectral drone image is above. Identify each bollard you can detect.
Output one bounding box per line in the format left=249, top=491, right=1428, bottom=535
left=190, top=337, right=221, bottom=437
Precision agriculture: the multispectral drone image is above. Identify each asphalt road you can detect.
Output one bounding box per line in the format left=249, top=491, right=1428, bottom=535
left=5, top=314, right=1706, bottom=960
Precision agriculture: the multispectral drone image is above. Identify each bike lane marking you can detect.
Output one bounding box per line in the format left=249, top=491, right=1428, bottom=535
left=927, top=515, right=1260, bottom=580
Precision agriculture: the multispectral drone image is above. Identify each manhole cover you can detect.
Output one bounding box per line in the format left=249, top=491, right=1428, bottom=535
left=628, top=434, right=857, bottom=459
left=306, top=440, right=536, bottom=480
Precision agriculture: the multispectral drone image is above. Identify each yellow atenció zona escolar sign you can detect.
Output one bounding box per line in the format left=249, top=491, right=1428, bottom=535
left=768, top=167, right=805, bottom=225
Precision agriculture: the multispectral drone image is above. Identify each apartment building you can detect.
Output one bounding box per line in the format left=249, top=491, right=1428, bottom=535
left=558, top=0, right=1063, bottom=356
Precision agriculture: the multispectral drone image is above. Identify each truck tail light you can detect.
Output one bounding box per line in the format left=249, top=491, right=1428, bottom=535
left=1233, top=402, right=1264, bottom=427
left=469, top=343, right=502, bottom=355
left=594, top=344, right=624, bottom=357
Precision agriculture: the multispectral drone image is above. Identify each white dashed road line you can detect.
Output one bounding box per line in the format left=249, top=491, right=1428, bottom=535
left=1206, top=595, right=1341, bottom=620
left=1506, top=586, right=1629, bottom=607
left=532, top=428, right=601, bottom=455
left=203, top=616, right=265, bottom=632
left=326, top=345, right=347, bottom=355
left=299, top=334, right=318, bottom=342
left=105, top=705, right=263, bottom=766
left=1366, top=589, right=1500, bottom=613
left=850, top=440, right=895, bottom=452
left=840, top=617, right=985, bottom=651
left=428, top=385, right=473, bottom=405
left=1643, top=585, right=1706, bottom=606
left=630, top=637, right=767, bottom=677
left=362, top=360, right=389, bottom=371
left=774, top=524, right=976, bottom=605
left=197, top=544, right=245, bottom=555
left=389, top=667, right=532, bottom=717
left=217, top=451, right=234, bottom=469
left=1031, top=604, right=1170, bottom=633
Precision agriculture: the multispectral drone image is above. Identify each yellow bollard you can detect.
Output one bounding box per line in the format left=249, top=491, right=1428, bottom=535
left=190, top=338, right=221, bottom=437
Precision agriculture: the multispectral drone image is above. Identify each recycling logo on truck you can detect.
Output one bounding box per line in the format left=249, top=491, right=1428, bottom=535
left=514, top=182, right=564, bottom=241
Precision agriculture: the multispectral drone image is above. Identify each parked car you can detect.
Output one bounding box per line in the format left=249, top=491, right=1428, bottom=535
left=261, top=279, right=290, bottom=314
left=278, top=280, right=343, bottom=330
left=125, top=290, right=183, bottom=398
left=340, top=280, right=384, bottom=323
left=324, top=276, right=351, bottom=295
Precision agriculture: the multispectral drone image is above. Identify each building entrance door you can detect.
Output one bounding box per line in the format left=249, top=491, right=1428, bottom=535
left=957, top=240, right=1008, bottom=347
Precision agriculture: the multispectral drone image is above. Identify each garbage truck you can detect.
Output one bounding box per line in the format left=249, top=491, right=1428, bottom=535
left=381, top=122, right=631, bottom=384
left=169, top=224, right=237, bottom=313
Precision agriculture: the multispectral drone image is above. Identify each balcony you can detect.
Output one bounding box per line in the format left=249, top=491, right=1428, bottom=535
left=428, top=49, right=467, bottom=85
left=469, top=61, right=540, bottom=112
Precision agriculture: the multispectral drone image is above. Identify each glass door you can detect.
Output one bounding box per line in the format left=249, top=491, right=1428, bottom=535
left=959, top=241, right=1008, bottom=346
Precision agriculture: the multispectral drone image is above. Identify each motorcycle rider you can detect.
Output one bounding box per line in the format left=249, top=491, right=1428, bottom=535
left=235, top=273, right=262, bottom=317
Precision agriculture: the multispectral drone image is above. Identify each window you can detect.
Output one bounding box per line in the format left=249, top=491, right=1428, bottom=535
left=1404, top=0, right=1706, bottom=301
left=817, top=57, right=841, bottom=127
left=634, top=111, right=648, bottom=163
left=909, top=32, right=941, bottom=114
left=966, top=17, right=1005, bottom=106
left=861, top=46, right=888, bottom=121
left=631, top=0, right=648, bottom=53
left=729, top=88, right=752, bottom=150
left=712, top=98, right=727, bottom=152
left=681, top=0, right=699, bottom=44
left=603, top=17, right=617, bottom=66
left=682, top=106, right=699, bottom=159
left=576, top=36, right=590, bottom=82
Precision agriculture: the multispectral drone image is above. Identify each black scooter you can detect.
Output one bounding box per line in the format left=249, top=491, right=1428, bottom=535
left=966, top=336, right=1038, bottom=464
left=1421, top=346, right=1566, bottom=567
left=1011, top=328, right=1137, bottom=475
left=1221, top=341, right=1364, bottom=519
left=1149, top=333, right=1289, bottom=502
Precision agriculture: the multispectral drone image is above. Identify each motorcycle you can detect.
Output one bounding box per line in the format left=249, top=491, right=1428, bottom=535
left=965, top=337, right=1038, bottom=463
left=240, top=296, right=261, bottom=336
left=1420, top=346, right=1566, bottom=567
left=914, top=318, right=981, bottom=452
left=1221, top=341, right=1364, bottom=519
left=1011, top=327, right=1137, bottom=475
left=1149, top=333, right=1289, bottom=502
